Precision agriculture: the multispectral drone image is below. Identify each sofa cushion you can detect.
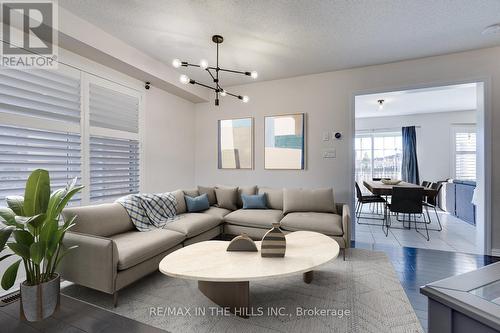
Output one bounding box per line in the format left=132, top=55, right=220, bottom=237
left=258, top=187, right=283, bottom=210
left=165, top=213, right=221, bottom=238
left=183, top=188, right=199, bottom=197
left=185, top=194, right=210, bottom=212
left=202, top=206, right=231, bottom=219
left=172, top=190, right=187, bottom=214
left=198, top=185, right=217, bottom=206
left=63, top=203, right=134, bottom=237
left=224, top=209, right=283, bottom=229
left=215, top=186, right=238, bottom=210
left=283, top=188, right=336, bottom=214
left=280, top=212, right=343, bottom=236
left=237, top=185, right=257, bottom=208
left=242, top=194, right=267, bottom=209
left=111, top=229, right=185, bottom=270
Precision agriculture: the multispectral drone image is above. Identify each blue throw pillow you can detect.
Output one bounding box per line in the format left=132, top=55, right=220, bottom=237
left=185, top=193, right=210, bottom=212
left=242, top=194, right=267, bottom=209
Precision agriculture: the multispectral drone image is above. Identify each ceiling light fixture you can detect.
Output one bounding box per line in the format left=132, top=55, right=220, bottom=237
left=172, top=35, right=257, bottom=106
left=377, top=99, right=385, bottom=109
left=482, top=24, right=500, bottom=35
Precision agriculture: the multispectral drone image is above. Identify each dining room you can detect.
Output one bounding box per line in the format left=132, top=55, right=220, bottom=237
left=353, top=83, right=486, bottom=254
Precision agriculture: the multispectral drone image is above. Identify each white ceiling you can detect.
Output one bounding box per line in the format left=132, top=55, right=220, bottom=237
left=355, top=83, right=478, bottom=118
left=59, top=0, right=500, bottom=87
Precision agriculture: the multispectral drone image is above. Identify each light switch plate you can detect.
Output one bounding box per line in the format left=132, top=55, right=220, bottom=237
left=323, top=149, right=336, bottom=158
left=322, top=131, right=330, bottom=141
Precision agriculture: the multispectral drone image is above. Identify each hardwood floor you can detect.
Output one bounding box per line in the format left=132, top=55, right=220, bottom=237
left=353, top=241, right=500, bottom=331
left=0, top=294, right=164, bottom=333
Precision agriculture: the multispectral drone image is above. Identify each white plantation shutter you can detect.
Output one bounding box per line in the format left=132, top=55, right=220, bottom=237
left=0, top=65, right=142, bottom=206
left=0, top=69, right=81, bottom=123
left=0, top=125, right=82, bottom=205
left=89, top=136, right=139, bottom=202
left=454, top=128, right=476, bottom=181
left=89, top=83, right=139, bottom=133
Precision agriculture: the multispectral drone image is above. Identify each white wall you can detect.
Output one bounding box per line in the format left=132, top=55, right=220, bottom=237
left=194, top=46, right=500, bottom=252
left=142, top=86, right=196, bottom=192
left=356, top=110, right=476, bottom=183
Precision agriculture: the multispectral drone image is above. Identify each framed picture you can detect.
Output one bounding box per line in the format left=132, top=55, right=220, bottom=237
left=218, top=117, right=254, bottom=169
left=265, top=113, right=306, bottom=170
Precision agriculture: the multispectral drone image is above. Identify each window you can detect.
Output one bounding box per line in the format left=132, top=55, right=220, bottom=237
left=0, top=66, right=142, bottom=206
left=355, top=132, right=402, bottom=184
left=0, top=125, right=81, bottom=205
left=453, top=126, right=476, bottom=181
left=88, top=78, right=141, bottom=202
left=89, top=136, right=139, bottom=202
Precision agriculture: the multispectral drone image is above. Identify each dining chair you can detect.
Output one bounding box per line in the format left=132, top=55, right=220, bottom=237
left=383, top=186, right=429, bottom=240
left=355, top=182, right=386, bottom=224
left=423, top=182, right=443, bottom=231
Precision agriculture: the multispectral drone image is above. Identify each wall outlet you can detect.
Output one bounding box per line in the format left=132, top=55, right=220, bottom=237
left=323, top=149, right=336, bottom=158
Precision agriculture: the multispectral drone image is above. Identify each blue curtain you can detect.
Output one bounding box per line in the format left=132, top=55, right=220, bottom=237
left=401, top=126, right=420, bottom=184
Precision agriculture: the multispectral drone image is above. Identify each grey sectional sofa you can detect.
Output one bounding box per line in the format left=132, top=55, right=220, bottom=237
left=59, top=186, right=350, bottom=306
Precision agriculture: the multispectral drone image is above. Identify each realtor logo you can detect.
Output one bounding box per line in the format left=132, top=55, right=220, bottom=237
left=1, top=0, right=58, bottom=68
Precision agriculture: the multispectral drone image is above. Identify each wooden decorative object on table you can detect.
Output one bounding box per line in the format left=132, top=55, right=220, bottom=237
left=226, top=234, right=258, bottom=252
left=261, top=223, right=286, bottom=257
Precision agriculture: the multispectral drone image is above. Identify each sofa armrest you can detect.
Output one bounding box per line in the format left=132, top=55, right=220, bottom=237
left=336, top=203, right=351, bottom=249
left=57, top=231, right=118, bottom=294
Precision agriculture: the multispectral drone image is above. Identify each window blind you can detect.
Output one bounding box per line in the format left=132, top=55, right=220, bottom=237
left=89, top=84, right=139, bottom=133
left=0, top=125, right=82, bottom=206
left=455, top=132, right=476, bottom=180
left=0, top=69, right=81, bottom=123
left=90, top=136, right=139, bottom=202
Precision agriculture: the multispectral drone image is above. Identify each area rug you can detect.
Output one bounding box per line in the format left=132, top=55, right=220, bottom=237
left=61, top=248, right=423, bottom=333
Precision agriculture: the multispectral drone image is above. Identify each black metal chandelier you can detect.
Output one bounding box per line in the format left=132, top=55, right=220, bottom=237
left=172, top=35, right=257, bottom=106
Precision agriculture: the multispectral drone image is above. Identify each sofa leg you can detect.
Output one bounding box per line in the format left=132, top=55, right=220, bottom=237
left=113, top=292, right=118, bottom=308
left=342, top=248, right=346, bottom=261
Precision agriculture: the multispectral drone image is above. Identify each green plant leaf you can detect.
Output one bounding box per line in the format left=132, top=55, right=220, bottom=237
left=1, top=259, right=21, bottom=290
left=13, top=230, right=34, bottom=248
left=55, top=185, right=84, bottom=216
left=0, top=208, right=16, bottom=226
left=23, top=169, right=50, bottom=216
left=30, top=241, right=46, bottom=265
left=41, top=218, right=58, bottom=257
left=6, top=196, right=25, bottom=216
left=27, top=213, right=46, bottom=230
left=0, top=226, right=15, bottom=249
left=46, top=188, right=65, bottom=221
left=7, top=242, right=30, bottom=260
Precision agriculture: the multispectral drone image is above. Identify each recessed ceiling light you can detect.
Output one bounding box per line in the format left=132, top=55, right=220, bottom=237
left=482, top=24, right=500, bottom=35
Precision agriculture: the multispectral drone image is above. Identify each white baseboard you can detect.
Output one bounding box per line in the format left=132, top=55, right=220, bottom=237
left=491, top=248, right=500, bottom=257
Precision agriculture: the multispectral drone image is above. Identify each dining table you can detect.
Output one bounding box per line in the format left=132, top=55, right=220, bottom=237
left=363, top=180, right=437, bottom=196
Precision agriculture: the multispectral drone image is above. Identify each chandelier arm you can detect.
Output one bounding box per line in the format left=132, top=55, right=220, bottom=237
left=190, top=80, right=217, bottom=91
left=183, top=62, right=200, bottom=68
left=206, top=68, right=216, bottom=81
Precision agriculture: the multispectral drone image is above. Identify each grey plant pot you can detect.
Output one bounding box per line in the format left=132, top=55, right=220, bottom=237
left=20, top=273, right=60, bottom=322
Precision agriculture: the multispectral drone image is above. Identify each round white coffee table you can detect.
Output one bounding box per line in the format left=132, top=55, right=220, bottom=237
left=159, top=231, right=339, bottom=317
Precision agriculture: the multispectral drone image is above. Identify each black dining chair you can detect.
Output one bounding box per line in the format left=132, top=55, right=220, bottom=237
left=383, top=186, right=429, bottom=240
left=421, top=181, right=432, bottom=188
left=355, top=182, right=386, bottom=224
left=423, top=182, right=443, bottom=231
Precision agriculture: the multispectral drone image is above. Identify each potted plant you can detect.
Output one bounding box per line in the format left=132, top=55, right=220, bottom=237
left=0, top=169, right=83, bottom=321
